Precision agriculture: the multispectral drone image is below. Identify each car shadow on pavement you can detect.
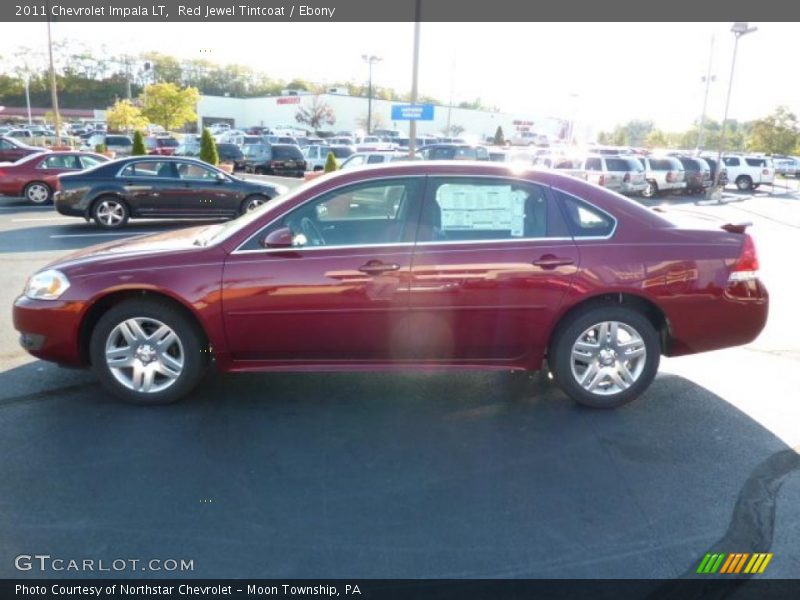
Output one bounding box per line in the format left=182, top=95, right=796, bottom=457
left=0, top=362, right=797, bottom=581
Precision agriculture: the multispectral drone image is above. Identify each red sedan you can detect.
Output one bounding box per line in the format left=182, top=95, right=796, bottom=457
left=13, top=162, right=768, bottom=407
left=0, top=151, right=108, bottom=204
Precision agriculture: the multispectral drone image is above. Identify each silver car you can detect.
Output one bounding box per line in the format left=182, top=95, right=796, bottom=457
left=584, top=155, right=647, bottom=195
left=634, top=155, right=686, bottom=198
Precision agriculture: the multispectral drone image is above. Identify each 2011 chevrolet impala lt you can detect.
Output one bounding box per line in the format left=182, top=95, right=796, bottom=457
left=13, top=162, right=768, bottom=407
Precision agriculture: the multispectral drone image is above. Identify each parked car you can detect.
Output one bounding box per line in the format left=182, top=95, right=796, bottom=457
left=0, top=136, right=46, bottom=163
left=145, top=136, right=180, bottom=156
left=14, top=163, right=768, bottom=407
left=421, top=144, right=490, bottom=161
left=216, top=143, right=245, bottom=170
left=719, top=155, right=775, bottom=191
left=702, top=157, right=729, bottom=188
left=339, top=151, right=421, bottom=169
left=510, top=131, right=547, bottom=146
left=773, top=158, right=798, bottom=177
left=532, top=155, right=588, bottom=181
left=672, top=156, right=712, bottom=194
left=303, top=145, right=355, bottom=170
left=242, top=143, right=307, bottom=177
left=263, top=135, right=299, bottom=146
left=631, top=156, right=686, bottom=198
left=584, top=155, right=647, bottom=195
left=84, top=134, right=134, bottom=157
left=5, top=129, right=34, bottom=139
left=0, top=151, right=108, bottom=204
left=54, top=156, right=287, bottom=229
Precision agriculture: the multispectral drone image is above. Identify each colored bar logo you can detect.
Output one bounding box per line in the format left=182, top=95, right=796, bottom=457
left=696, top=552, right=773, bottom=574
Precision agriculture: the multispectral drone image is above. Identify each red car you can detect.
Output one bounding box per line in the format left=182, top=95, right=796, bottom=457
left=13, top=162, right=768, bottom=407
left=145, top=136, right=180, bottom=156
left=0, top=135, right=46, bottom=164
left=0, top=151, right=108, bottom=204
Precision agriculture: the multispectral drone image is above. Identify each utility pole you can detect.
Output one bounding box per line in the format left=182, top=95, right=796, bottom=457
left=361, top=55, right=382, bottom=134
left=45, top=0, right=62, bottom=146
left=696, top=35, right=715, bottom=152
left=408, top=0, right=421, bottom=158
left=446, top=57, right=455, bottom=136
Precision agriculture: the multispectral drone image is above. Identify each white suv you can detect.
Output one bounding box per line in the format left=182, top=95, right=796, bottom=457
left=633, top=155, right=686, bottom=198
left=719, top=155, right=775, bottom=191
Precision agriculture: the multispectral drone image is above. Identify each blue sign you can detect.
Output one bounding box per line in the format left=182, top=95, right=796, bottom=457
left=391, top=104, right=434, bottom=121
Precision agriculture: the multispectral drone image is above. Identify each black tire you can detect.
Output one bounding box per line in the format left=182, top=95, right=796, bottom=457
left=642, top=180, right=658, bottom=198
left=736, top=175, right=752, bottom=191
left=239, top=194, right=270, bottom=215
left=549, top=305, right=660, bottom=408
left=24, top=181, right=52, bottom=205
left=92, top=195, right=129, bottom=229
left=89, top=298, right=208, bottom=405
left=751, top=183, right=760, bottom=190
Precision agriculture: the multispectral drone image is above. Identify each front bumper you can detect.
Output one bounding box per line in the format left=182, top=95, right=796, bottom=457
left=619, top=181, right=648, bottom=194
left=13, top=295, right=86, bottom=367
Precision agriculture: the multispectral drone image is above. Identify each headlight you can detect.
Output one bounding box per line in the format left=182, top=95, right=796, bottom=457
left=25, top=269, right=71, bottom=300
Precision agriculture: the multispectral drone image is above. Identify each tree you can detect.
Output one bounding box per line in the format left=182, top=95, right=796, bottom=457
left=140, top=83, right=199, bottom=131
left=356, top=111, right=385, bottom=132
left=199, top=128, right=219, bottom=166
left=644, top=129, right=668, bottom=149
left=132, top=130, right=146, bottom=155
left=295, top=95, right=336, bottom=130
left=324, top=151, right=337, bottom=173
left=493, top=126, right=505, bottom=145
left=747, top=106, right=799, bottom=155
left=106, top=99, right=149, bottom=133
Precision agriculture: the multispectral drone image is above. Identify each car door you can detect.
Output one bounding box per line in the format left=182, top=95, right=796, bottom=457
left=221, top=177, right=425, bottom=362
left=174, top=161, right=236, bottom=216
left=406, top=176, right=579, bottom=362
left=116, top=160, right=178, bottom=214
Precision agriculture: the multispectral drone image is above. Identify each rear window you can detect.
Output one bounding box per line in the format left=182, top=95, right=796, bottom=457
left=648, top=158, right=674, bottom=171
left=330, top=147, right=354, bottom=159
left=157, top=138, right=179, bottom=147
left=679, top=158, right=700, bottom=171
left=606, top=158, right=636, bottom=171
left=106, top=136, right=131, bottom=146
left=272, top=145, right=304, bottom=160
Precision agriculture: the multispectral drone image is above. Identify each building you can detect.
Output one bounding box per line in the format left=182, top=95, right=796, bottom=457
left=196, top=93, right=573, bottom=143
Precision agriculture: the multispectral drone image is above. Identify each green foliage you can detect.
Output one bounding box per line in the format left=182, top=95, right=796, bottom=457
left=199, top=128, right=219, bottom=166
left=324, top=151, right=338, bottom=173
left=132, top=130, right=146, bottom=156
left=140, top=83, right=199, bottom=131
left=493, top=126, right=505, bottom=145
left=107, top=99, right=148, bottom=132
left=95, top=142, right=106, bottom=153
left=747, top=106, right=799, bottom=155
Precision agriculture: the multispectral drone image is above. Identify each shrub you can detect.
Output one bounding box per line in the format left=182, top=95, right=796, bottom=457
left=199, top=128, right=219, bottom=166
left=132, top=130, right=146, bottom=156
left=493, top=126, right=505, bottom=146
left=324, top=151, right=338, bottom=173
left=95, top=143, right=107, bottom=153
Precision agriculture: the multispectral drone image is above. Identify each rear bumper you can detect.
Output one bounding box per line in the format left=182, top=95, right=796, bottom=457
left=13, top=295, right=85, bottom=366
left=659, top=181, right=686, bottom=192
left=618, top=182, right=648, bottom=194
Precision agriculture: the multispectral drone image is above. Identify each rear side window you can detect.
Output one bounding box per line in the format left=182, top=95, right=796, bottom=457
left=723, top=157, right=740, bottom=167
left=367, top=155, right=385, bottom=164
left=649, top=159, right=673, bottom=171
left=585, top=158, right=602, bottom=171
left=745, top=158, right=766, bottom=167
left=554, top=191, right=616, bottom=238
left=606, top=158, right=631, bottom=171
left=419, top=178, right=568, bottom=242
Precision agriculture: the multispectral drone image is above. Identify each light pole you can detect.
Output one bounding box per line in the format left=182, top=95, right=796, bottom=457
left=361, top=54, right=382, bottom=134
left=712, top=22, right=757, bottom=193
left=696, top=35, right=715, bottom=152
left=45, top=0, right=62, bottom=145
left=24, top=74, right=32, bottom=126
left=408, top=0, right=421, bottom=158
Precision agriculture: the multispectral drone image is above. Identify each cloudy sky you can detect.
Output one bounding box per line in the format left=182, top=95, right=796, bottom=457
left=1, top=21, right=797, bottom=132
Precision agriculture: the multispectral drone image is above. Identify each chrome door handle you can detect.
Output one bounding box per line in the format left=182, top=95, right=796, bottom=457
left=532, top=255, right=575, bottom=269
left=358, top=261, right=400, bottom=275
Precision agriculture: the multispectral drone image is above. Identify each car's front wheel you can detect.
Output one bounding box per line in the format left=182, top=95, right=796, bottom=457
left=89, top=298, right=208, bottom=405
left=240, top=194, right=270, bottom=215
left=92, top=196, right=129, bottom=229
left=549, top=305, right=660, bottom=408
left=24, top=181, right=52, bottom=205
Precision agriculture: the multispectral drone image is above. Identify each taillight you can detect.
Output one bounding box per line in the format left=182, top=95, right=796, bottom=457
left=0, top=169, right=5, bottom=177
left=762, top=168, right=769, bottom=175
left=728, top=234, right=759, bottom=283
left=623, top=172, right=630, bottom=183
left=598, top=174, right=605, bottom=186
left=666, top=171, right=674, bottom=183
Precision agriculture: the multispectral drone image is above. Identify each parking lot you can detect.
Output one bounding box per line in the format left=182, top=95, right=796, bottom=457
left=1, top=177, right=799, bottom=579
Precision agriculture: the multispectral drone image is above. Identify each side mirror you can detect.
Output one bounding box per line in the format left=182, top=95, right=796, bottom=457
left=216, top=173, right=227, bottom=182
left=262, top=227, right=295, bottom=248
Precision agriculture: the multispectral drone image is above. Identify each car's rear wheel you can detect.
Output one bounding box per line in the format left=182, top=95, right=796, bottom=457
left=549, top=305, right=660, bottom=408
left=24, top=181, right=53, bottom=205
left=736, top=175, right=752, bottom=191
left=92, top=196, right=129, bottom=229
left=642, top=180, right=658, bottom=198
left=240, top=194, right=270, bottom=215
left=751, top=183, right=760, bottom=190
left=89, top=298, right=208, bottom=405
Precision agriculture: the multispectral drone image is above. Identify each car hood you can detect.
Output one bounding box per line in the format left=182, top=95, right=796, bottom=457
left=46, top=225, right=213, bottom=272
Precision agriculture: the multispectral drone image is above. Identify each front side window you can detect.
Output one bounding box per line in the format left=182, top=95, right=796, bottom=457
left=247, top=178, right=423, bottom=250
left=178, top=162, right=219, bottom=180
left=418, top=178, right=567, bottom=243
left=80, top=155, right=104, bottom=169
left=723, top=157, right=740, bottom=167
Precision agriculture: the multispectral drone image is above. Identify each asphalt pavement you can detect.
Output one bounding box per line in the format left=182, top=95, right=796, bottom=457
left=0, top=176, right=798, bottom=579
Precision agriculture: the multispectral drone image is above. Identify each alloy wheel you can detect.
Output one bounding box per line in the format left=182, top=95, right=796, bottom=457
left=104, top=317, right=184, bottom=394
left=569, top=321, right=647, bottom=396
left=96, top=200, right=125, bottom=226
left=26, top=183, right=50, bottom=204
